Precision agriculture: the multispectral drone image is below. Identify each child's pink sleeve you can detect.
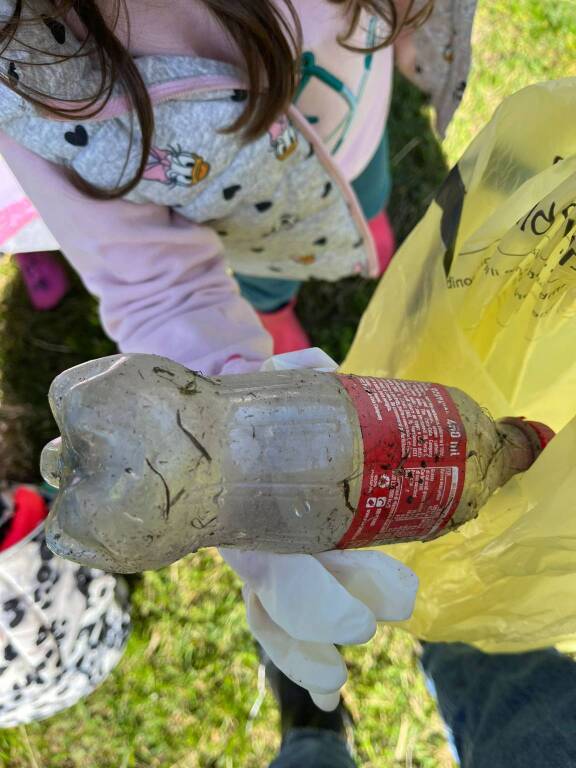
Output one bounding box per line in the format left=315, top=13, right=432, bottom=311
left=0, top=132, right=272, bottom=375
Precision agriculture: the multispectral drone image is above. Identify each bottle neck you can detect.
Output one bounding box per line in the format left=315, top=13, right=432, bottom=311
left=496, top=422, right=537, bottom=480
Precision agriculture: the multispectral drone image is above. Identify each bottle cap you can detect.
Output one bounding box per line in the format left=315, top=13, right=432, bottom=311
left=500, top=417, right=555, bottom=458
left=523, top=420, right=556, bottom=452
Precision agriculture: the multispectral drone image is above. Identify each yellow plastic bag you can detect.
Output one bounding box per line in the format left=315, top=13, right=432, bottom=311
left=342, top=79, right=576, bottom=653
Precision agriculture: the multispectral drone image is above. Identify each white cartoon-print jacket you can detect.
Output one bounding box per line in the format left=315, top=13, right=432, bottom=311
left=0, top=0, right=378, bottom=282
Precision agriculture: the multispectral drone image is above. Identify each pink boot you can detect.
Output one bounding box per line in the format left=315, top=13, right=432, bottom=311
left=368, top=210, right=396, bottom=275
left=15, top=251, right=70, bottom=310
left=257, top=300, right=311, bottom=355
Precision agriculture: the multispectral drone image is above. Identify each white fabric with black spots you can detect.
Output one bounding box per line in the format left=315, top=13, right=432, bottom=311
left=0, top=491, right=130, bottom=727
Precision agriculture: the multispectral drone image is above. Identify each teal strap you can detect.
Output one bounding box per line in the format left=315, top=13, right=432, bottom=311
left=294, top=17, right=379, bottom=153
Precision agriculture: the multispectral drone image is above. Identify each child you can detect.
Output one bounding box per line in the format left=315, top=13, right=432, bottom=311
left=0, top=0, right=476, bottom=363
left=0, top=0, right=476, bottom=718
left=0, top=482, right=130, bottom=727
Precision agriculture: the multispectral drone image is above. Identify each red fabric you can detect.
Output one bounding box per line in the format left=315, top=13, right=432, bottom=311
left=368, top=211, right=396, bottom=275
left=0, top=487, right=49, bottom=551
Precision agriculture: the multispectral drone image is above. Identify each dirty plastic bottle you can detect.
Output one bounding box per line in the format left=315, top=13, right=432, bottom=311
left=40, top=354, right=554, bottom=573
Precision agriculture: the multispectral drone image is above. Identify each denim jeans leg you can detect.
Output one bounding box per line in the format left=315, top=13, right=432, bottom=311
left=421, top=642, right=576, bottom=768
left=268, top=728, right=357, bottom=768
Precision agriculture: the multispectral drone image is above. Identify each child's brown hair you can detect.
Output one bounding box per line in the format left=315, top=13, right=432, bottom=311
left=0, top=0, right=433, bottom=197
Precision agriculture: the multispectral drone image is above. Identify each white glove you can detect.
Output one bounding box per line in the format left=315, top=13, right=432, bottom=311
left=220, top=349, right=419, bottom=711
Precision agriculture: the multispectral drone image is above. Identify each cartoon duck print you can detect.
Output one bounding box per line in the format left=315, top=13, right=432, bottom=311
left=143, top=145, right=210, bottom=188
left=268, top=116, right=298, bottom=161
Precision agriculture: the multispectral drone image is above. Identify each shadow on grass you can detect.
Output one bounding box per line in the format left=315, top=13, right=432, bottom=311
left=0, top=268, right=114, bottom=481
left=0, top=75, right=447, bottom=482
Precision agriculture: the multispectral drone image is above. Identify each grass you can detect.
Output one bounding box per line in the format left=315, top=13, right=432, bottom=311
left=0, top=1, right=574, bottom=765
left=444, top=0, right=576, bottom=161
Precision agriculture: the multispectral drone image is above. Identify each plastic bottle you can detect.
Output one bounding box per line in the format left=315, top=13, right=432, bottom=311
left=40, top=354, right=554, bottom=573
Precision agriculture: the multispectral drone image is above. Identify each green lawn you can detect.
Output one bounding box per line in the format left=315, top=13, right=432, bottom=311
left=1, top=2, right=574, bottom=765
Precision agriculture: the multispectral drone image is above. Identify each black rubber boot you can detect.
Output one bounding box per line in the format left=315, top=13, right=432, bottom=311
left=258, top=646, right=354, bottom=748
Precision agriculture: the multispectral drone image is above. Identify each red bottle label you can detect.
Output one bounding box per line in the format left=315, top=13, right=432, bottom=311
left=336, top=376, right=467, bottom=548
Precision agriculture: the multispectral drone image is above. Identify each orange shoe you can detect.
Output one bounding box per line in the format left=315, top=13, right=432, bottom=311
left=257, top=300, right=310, bottom=355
